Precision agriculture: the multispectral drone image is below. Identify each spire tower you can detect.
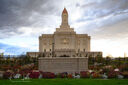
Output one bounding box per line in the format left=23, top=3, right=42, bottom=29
left=60, top=8, right=69, bottom=28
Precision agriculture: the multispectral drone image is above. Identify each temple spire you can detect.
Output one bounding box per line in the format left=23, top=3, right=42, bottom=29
left=62, top=8, right=68, bottom=14
left=60, top=8, right=69, bottom=28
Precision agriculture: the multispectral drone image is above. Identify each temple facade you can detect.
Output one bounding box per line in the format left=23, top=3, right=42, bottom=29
left=39, top=8, right=91, bottom=57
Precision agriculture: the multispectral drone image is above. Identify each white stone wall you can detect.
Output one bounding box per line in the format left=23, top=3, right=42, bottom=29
left=54, top=33, right=76, bottom=50
left=39, top=33, right=90, bottom=55
left=38, top=57, right=88, bottom=73
left=75, top=34, right=90, bottom=53
left=39, top=34, right=53, bottom=52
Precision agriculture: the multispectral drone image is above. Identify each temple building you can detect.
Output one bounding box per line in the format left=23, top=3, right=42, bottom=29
left=27, top=8, right=102, bottom=73
left=27, top=8, right=102, bottom=58
left=39, top=8, right=91, bottom=57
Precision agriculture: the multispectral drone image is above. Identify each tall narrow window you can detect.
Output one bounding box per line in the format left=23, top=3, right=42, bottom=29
left=78, top=49, right=80, bottom=52
left=44, top=49, right=46, bottom=52
left=84, top=49, right=85, bottom=52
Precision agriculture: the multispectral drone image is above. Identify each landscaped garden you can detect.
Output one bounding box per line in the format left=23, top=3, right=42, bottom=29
left=0, top=55, right=128, bottom=85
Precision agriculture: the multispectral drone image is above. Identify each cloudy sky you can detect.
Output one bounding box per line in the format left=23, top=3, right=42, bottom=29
left=0, top=0, right=128, bottom=57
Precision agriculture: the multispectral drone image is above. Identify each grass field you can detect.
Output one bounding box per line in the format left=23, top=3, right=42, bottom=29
left=0, top=79, right=128, bottom=85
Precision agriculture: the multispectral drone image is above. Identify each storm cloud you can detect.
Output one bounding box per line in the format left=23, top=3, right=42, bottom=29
left=0, top=0, right=61, bottom=38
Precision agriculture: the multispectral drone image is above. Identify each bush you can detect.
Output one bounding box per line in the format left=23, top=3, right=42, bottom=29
left=80, top=71, right=90, bottom=78
left=102, top=68, right=109, bottom=74
left=3, top=72, right=12, bottom=79
left=56, top=72, right=68, bottom=78
left=75, top=72, right=79, bottom=76
left=122, top=71, right=128, bottom=78
left=108, top=71, right=118, bottom=78
left=68, top=74, right=73, bottom=78
left=92, top=72, right=101, bottom=78
left=42, top=72, right=55, bottom=78
left=29, top=72, right=40, bottom=79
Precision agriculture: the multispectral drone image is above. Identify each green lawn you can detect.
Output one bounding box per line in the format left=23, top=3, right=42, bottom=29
left=0, top=79, right=128, bottom=85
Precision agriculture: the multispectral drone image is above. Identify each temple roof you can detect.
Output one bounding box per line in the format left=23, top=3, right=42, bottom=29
left=62, top=8, right=68, bottom=14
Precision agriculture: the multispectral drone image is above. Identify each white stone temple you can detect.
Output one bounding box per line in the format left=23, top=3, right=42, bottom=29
left=27, top=8, right=102, bottom=73
left=27, top=8, right=102, bottom=58
left=39, top=8, right=91, bottom=57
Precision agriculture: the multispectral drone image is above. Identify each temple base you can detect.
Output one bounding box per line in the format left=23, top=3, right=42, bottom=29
left=38, top=57, right=88, bottom=74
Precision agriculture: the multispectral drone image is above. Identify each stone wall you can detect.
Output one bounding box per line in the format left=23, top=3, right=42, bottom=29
left=38, top=57, right=88, bottom=74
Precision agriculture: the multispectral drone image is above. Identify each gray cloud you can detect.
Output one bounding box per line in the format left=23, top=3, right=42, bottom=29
left=0, top=0, right=59, bottom=27
left=92, top=19, right=128, bottom=39
left=0, top=0, right=61, bottom=38
left=73, top=0, right=128, bottom=39
left=77, top=0, right=128, bottom=21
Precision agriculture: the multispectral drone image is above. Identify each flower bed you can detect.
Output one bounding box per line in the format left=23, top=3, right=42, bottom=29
left=42, top=72, right=55, bottom=78
left=1, top=69, right=128, bottom=79
left=80, top=71, right=90, bottom=78
left=122, top=71, right=128, bottom=78
left=107, top=71, right=120, bottom=79
left=29, top=72, right=40, bottom=79
left=92, top=72, right=101, bottom=78
left=3, top=72, right=12, bottom=79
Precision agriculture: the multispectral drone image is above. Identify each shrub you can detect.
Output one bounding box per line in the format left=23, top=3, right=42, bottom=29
left=108, top=71, right=117, bottom=78
left=102, top=68, right=109, bottom=74
left=56, top=72, right=68, bottom=78
left=102, top=74, right=108, bottom=79
left=29, top=72, right=40, bottom=79
left=68, top=74, right=73, bottom=78
left=122, top=71, right=128, bottom=78
left=3, top=72, right=12, bottom=79
left=42, top=72, right=55, bottom=78
left=50, top=73, right=55, bottom=78
left=75, top=72, right=79, bottom=76
left=119, top=65, right=128, bottom=72
left=92, top=72, right=101, bottom=78
left=80, top=71, right=90, bottom=78
left=56, top=73, right=61, bottom=78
